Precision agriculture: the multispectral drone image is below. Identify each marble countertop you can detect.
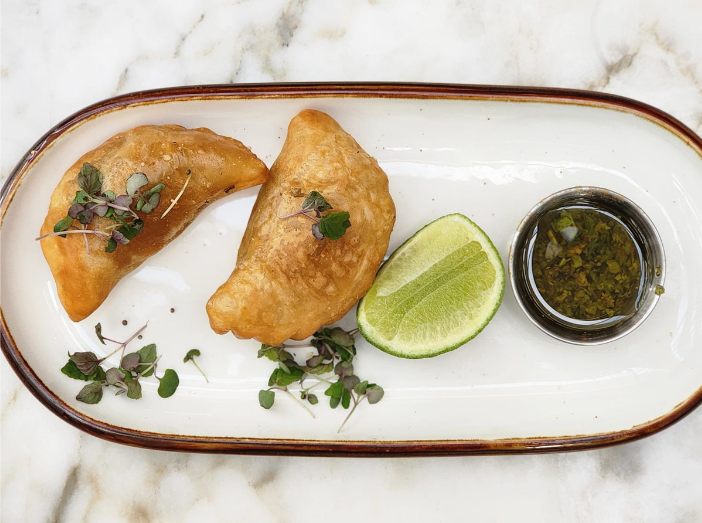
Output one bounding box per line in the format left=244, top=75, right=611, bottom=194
left=2, top=1, right=702, bottom=521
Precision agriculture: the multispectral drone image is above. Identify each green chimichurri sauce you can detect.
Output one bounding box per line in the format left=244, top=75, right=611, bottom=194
left=530, top=206, right=643, bottom=321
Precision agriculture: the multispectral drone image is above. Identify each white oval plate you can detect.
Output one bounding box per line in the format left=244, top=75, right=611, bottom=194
left=2, top=84, right=701, bottom=455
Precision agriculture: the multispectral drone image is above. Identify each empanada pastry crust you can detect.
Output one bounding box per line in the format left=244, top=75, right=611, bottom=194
left=207, top=110, right=396, bottom=345
left=40, top=124, right=269, bottom=321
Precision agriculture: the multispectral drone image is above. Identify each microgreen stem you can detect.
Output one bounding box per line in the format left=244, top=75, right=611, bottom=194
left=99, top=324, right=148, bottom=363
left=191, top=360, right=209, bottom=383
left=337, top=394, right=365, bottom=433
left=161, top=170, right=191, bottom=219
left=270, top=387, right=315, bottom=418
left=82, top=225, right=90, bottom=254
left=35, top=229, right=112, bottom=241
left=138, top=355, right=162, bottom=378
left=278, top=209, right=319, bottom=222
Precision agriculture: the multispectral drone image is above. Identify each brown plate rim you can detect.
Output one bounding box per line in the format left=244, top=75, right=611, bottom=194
left=2, top=82, right=701, bottom=457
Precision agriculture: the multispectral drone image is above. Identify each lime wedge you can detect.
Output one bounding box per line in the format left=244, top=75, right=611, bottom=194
left=357, top=214, right=505, bottom=358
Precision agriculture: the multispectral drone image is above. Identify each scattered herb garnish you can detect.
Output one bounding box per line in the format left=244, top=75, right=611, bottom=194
left=183, top=349, right=209, bottom=382
left=36, top=162, right=166, bottom=253
left=61, top=322, right=179, bottom=404
left=531, top=207, right=643, bottom=320
left=279, top=191, right=351, bottom=241
left=258, top=325, right=383, bottom=433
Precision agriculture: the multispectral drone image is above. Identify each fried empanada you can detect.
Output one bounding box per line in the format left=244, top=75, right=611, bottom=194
left=207, top=110, right=396, bottom=345
left=40, top=124, right=269, bottom=322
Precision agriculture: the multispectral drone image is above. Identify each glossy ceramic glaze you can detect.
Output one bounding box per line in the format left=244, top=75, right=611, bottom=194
left=2, top=84, right=702, bottom=455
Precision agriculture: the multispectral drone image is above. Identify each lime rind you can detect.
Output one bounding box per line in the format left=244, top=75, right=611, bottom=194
left=357, top=213, right=505, bottom=359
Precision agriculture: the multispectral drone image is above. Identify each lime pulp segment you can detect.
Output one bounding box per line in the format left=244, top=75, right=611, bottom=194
left=357, top=214, right=505, bottom=358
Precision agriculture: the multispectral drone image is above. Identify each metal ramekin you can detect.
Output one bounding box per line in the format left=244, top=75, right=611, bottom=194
left=509, top=187, right=666, bottom=345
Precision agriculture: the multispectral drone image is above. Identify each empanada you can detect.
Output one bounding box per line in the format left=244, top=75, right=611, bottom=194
left=207, top=110, right=396, bottom=345
left=40, top=124, right=269, bottom=321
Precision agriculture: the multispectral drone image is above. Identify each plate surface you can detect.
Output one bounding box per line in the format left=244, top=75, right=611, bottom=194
left=2, top=83, right=702, bottom=456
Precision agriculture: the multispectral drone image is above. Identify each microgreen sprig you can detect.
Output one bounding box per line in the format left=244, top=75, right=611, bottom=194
left=258, top=325, right=384, bottom=432
left=61, top=322, right=180, bottom=403
left=183, top=349, right=209, bottom=382
left=37, top=163, right=166, bottom=253
left=278, top=191, right=351, bottom=241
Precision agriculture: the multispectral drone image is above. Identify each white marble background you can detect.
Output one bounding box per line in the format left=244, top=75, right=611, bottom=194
left=2, top=0, right=702, bottom=521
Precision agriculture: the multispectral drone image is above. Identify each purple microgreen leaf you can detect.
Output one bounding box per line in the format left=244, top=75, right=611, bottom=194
left=69, top=352, right=100, bottom=376
left=61, top=359, right=104, bottom=381
left=126, top=172, right=148, bottom=196
left=112, top=195, right=134, bottom=215
left=77, top=163, right=103, bottom=196
left=76, top=381, right=104, bottom=404
left=311, top=223, right=324, bottom=240
left=111, top=229, right=130, bottom=245
left=334, top=360, right=354, bottom=378
left=68, top=204, right=85, bottom=219
left=342, top=374, right=360, bottom=391
left=105, top=368, right=125, bottom=386
left=330, top=327, right=354, bottom=348
left=366, top=384, right=385, bottom=404
left=120, top=352, right=140, bottom=371
left=92, top=203, right=109, bottom=217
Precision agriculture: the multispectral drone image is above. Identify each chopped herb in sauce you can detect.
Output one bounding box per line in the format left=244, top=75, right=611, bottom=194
left=530, top=207, right=643, bottom=321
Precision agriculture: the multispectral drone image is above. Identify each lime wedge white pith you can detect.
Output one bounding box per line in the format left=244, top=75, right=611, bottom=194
left=357, top=213, right=505, bottom=359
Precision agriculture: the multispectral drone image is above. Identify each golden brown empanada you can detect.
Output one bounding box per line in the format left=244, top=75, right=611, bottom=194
left=206, top=110, right=396, bottom=345
left=40, top=124, right=269, bottom=321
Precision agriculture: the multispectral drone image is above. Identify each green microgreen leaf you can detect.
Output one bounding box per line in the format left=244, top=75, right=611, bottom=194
left=318, top=211, right=351, bottom=240
left=330, top=327, right=354, bottom=347
left=259, top=389, right=275, bottom=409
left=272, top=367, right=304, bottom=387
left=341, top=388, right=352, bottom=409
left=53, top=216, right=73, bottom=237
left=127, top=379, right=142, bottom=400
left=354, top=380, right=368, bottom=395
left=302, top=191, right=332, bottom=212
left=126, top=172, right=148, bottom=196
left=137, top=344, right=157, bottom=377
left=184, top=349, right=201, bottom=362
left=157, top=369, right=179, bottom=398
left=95, top=323, right=106, bottom=345
left=72, top=190, right=90, bottom=204
left=76, top=381, right=104, bottom=404
left=103, top=190, right=116, bottom=202
left=105, top=238, right=118, bottom=253
left=325, top=381, right=344, bottom=399
left=307, top=393, right=319, bottom=405
left=77, top=163, right=103, bottom=196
